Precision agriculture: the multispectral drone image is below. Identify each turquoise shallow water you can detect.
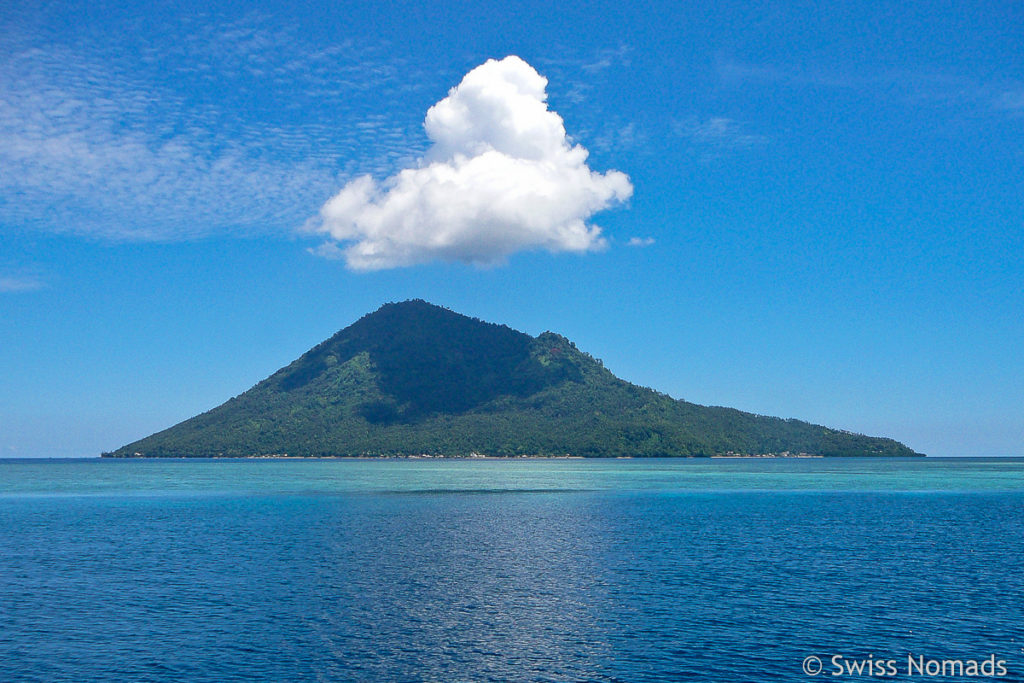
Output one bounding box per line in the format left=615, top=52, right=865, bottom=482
left=3, top=456, right=1024, bottom=496
left=2, top=457, right=1023, bottom=681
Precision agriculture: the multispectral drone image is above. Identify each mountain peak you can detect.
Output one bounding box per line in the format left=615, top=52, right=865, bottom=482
left=271, top=299, right=555, bottom=417
left=369, top=298, right=451, bottom=317
left=349, top=299, right=504, bottom=340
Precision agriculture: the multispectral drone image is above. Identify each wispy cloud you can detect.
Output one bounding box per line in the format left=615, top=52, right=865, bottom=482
left=673, top=117, right=769, bottom=156
left=994, top=90, right=1024, bottom=112
left=579, top=45, right=632, bottom=74
left=717, top=59, right=1024, bottom=117
left=626, top=237, right=655, bottom=247
left=0, top=13, right=427, bottom=240
left=537, top=44, right=632, bottom=77
left=536, top=45, right=631, bottom=108
left=589, top=121, right=649, bottom=154
left=0, top=275, right=44, bottom=293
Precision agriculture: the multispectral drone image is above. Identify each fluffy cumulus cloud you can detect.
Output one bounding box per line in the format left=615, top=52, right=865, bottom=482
left=313, top=56, right=633, bottom=270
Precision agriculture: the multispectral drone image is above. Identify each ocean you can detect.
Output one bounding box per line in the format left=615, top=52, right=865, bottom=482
left=1, top=457, right=1022, bottom=682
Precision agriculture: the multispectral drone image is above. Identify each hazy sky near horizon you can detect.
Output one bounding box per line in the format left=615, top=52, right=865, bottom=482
left=2, top=0, right=1022, bottom=457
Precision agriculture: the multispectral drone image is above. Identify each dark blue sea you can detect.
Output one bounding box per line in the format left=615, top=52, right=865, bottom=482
left=1, top=457, right=1022, bottom=682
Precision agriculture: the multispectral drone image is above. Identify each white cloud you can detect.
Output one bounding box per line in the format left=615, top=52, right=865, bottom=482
left=312, top=56, right=632, bottom=270
left=627, top=237, right=655, bottom=247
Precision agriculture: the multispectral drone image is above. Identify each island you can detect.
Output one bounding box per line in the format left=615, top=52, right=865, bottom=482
left=105, top=300, right=923, bottom=458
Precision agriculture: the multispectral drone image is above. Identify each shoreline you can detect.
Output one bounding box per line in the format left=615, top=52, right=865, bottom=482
left=97, top=452, right=912, bottom=460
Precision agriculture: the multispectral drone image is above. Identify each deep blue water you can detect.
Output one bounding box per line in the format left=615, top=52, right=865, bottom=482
left=1, top=458, right=1022, bottom=682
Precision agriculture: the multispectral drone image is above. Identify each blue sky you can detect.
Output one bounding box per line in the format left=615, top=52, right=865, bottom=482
left=2, top=0, right=1022, bottom=457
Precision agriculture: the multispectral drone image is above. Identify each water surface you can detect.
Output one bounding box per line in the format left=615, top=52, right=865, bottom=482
left=1, top=458, right=1021, bottom=681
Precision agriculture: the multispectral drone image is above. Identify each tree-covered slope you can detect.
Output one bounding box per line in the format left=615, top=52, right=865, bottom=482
left=107, top=300, right=922, bottom=457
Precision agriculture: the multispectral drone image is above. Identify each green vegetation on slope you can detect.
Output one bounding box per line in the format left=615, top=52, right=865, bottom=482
left=107, top=300, right=921, bottom=458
